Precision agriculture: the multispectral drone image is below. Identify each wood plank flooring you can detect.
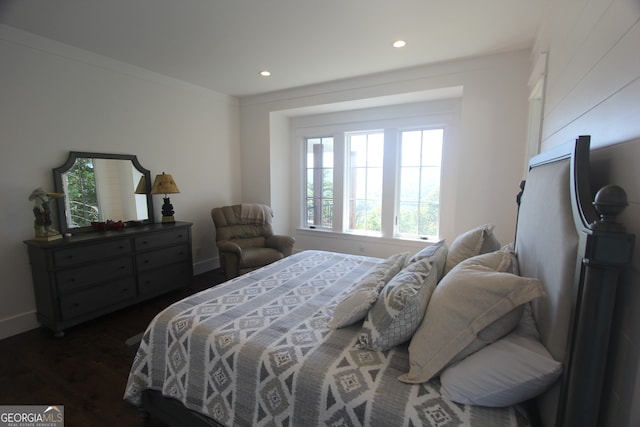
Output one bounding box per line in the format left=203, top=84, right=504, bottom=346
left=0, top=269, right=226, bottom=427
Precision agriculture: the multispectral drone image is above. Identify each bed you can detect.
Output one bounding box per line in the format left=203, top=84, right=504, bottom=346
left=124, top=135, right=635, bottom=427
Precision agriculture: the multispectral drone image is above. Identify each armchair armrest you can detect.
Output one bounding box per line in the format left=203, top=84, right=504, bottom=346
left=217, top=239, right=242, bottom=256
left=266, top=235, right=296, bottom=256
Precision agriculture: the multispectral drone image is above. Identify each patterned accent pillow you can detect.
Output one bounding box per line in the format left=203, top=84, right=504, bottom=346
left=328, top=252, right=409, bottom=329
left=444, top=224, right=501, bottom=275
left=398, top=251, right=544, bottom=384
left=408, top=240, right=448, bottom=282
left=357, top=258, right=437, bottom=351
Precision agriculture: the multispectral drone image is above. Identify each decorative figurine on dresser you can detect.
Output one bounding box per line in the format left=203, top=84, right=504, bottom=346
left=28, top=187, right=65, bottom=241
left=24, top=152, right=193, bottom=337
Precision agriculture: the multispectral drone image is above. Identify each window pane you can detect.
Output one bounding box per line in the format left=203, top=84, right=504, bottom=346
left=420, top=167, right=440, bottom=202
left=348, top=168, right=361, bottom=199
left=400, top=167, right=420, bottom=201
left=306, top=170, right=314, bottom=198
left=398, top=129, right=443, bottom=238
left=398, top=201, right=418, bottom=235
left=367, top=133, right=384, bottom=167
left=367, top=167, right=383, bottom=199
left=422, top=129, right=443, bottom=166
left=401, top=131, right=422, bottom=167
left=418, top=202, right=439, bottom=236
left=322, top=169, right=333, bottom=198
left=305, top=136, right=334, bottom=228
left=347, top=131, right=383, bottom=235
left=350, top=135, right=367, bottom=167
left=323, top=139, right=334, bottom=168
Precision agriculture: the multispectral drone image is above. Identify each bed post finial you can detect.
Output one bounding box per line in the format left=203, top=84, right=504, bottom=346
left=560, top=136, right=636, bottom=427
left=591, top=184, right=628, bottom=232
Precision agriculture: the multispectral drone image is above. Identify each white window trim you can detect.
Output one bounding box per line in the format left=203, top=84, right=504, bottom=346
left=292, top=99, right=460, bottom=244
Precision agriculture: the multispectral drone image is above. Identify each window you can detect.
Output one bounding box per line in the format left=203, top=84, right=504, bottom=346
left=347, top=131, right=384, bottom=234
left=397, top=129, right=443, bottom=239
left=305, top=137, right=334, bottom=228
left=295, top=99, right=458, bottom=242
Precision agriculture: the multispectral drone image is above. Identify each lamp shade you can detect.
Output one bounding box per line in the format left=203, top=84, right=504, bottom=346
left=134, top=175, right=147, bottom=194
left=151, top=172, right=180, bottom=195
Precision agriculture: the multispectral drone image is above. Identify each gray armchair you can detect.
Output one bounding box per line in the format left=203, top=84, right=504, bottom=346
left=211, top=204, right=295, bottom=279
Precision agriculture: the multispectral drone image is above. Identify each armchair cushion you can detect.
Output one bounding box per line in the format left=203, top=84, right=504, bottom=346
left=212, top=204, right=295, bottom=279
left=239, top=247, right=284, bottom=269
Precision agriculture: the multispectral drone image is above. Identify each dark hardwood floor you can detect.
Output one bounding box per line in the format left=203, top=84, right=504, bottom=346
left=0, top=269, right=226, bottom=427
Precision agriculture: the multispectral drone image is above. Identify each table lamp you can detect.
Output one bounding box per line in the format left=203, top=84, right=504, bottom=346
left=151, top=172, right=180, bottom=223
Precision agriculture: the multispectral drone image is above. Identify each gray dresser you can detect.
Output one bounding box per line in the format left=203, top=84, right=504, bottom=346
left=24, top=222, right=193, bottom=336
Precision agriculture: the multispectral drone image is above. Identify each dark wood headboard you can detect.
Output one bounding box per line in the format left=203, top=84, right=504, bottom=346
left=515, top=135, right=635, bottom=427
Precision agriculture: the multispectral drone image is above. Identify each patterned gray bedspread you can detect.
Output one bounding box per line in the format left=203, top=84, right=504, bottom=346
left=124, top=250, right=529, bottom=427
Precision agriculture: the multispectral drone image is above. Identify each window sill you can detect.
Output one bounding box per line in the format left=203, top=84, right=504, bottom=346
left=295, top=227, right=438, bottom=249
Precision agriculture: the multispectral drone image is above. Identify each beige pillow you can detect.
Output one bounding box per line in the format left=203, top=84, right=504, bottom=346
left=444, top=224, right=501, bottom=275
left=398, top=251, right=544, bottom=384
left=357, top=258, right=437, bottom=351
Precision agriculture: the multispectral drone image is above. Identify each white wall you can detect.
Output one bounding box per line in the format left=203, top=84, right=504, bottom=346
left=0, top=25, right=241, bottom=339
left=533, top=0, right=640, bottom=425
left=239, top=50, right=531, bottom=255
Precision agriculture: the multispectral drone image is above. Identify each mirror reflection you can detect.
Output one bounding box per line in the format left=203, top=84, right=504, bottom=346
left=53, top=152, right=154, bottom=234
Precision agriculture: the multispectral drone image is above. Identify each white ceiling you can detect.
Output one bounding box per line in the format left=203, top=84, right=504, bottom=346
left=0, top=0, right=546, bottom=97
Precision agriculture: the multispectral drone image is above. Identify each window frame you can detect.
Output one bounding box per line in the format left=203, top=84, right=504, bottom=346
left=395, top=127, right=445, bottom=240
left=293, top=99, right=460, bottom=243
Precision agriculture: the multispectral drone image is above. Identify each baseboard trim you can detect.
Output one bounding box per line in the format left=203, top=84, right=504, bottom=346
left=193, top=257, right=219, bottom=276
left=2, top=259, right=222, bottom=341
left=0, top=310, right=40, bottom=340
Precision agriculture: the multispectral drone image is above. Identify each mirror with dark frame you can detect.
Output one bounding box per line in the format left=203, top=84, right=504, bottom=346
left=53, top=151, right=154, bottom=234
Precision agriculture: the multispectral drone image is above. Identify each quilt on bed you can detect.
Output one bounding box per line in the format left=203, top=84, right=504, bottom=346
left=124, top=250, right=529, bottom=427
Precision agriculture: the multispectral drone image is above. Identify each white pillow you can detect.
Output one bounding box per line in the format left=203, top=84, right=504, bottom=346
left=440, top=305, right=562, bottom=407
left=399, top=251, right=545, bottom=384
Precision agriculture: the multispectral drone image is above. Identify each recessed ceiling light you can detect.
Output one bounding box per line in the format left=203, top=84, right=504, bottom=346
left=259, top=70, right=271, bottom=77
left=392, top=40, right=407, bottom=48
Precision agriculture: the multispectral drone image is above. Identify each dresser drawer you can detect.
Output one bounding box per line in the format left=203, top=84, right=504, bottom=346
left=135, top=229, right=189, bottom=250
left=138, top=262, right=192, bottom=297
left=59, top=277, right=136, bottom=319
left=25, top=221, right=192, bottom=335
left=136, top=244, right=189, bottom=272
left=54, top=239, right=132, bottom=267
left=56, top=257, right=133, bottom=294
